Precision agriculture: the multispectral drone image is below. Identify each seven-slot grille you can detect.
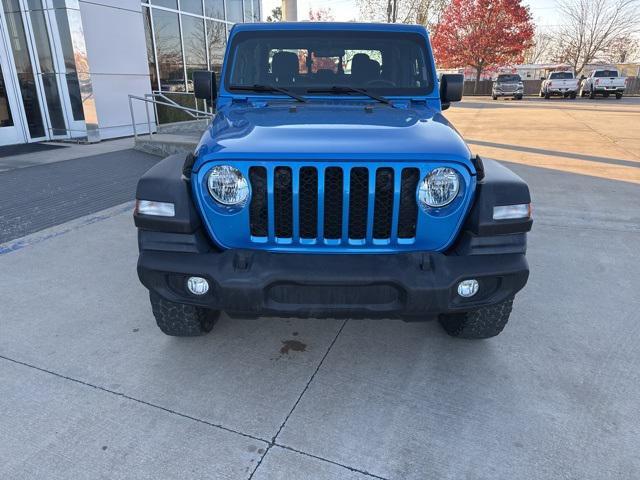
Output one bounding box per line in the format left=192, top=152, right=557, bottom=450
left=248, top=165, right=420, bottom=244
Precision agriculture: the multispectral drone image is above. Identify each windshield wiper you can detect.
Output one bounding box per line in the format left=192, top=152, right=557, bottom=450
left=306, top=85, right=393, bottom=106
left=229, top=84, right=307, bottom=103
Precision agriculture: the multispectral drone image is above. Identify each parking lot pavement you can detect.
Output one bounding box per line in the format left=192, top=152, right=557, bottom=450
left=1, top=100, right=640, bottom=479
left=447, top=96, right=640, bottom=184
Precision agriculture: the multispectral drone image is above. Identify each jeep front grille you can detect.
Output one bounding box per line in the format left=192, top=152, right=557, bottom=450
left=248, top=165, right=420, bottom=245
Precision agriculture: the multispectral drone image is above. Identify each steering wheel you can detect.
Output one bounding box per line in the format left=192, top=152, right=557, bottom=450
left=365, top=79, right=396, bottom=88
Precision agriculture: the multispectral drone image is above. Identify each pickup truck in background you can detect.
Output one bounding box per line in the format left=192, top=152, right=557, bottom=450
left=580, top=69, right=626, bottom=99
left=540, top=71, right=579, bottom=99
left=492, top=74, right=524, bottom=100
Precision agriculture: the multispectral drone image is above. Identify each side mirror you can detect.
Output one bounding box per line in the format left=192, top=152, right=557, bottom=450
left=193, top=70, right=217, bottom=102
left=439, top=73, right=463, bottom=111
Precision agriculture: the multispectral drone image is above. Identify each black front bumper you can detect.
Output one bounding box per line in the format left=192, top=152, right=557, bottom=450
left=138, top=248, right=529, bottom=320
left=135, top=155, right=531, bottom=320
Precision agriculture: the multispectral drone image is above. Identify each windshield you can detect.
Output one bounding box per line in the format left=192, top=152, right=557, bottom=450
left=594, top=70, right=618, bottom=77
left=549, top=72, right=573, bottom=79
left=497, top=74, right=521, bottom=82
left=225, top=30, right=434, bottom=97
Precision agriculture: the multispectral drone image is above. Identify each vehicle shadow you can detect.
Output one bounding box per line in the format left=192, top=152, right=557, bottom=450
left=468, top=139, right=639, bottom=169
left=454, top=96, right=640, bottom=114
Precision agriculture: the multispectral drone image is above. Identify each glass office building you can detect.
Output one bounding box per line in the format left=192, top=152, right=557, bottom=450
left=0, top=0, right=261, bottom=146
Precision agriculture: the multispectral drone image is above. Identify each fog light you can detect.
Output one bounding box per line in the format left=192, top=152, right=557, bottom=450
left=457, top=279, right=479, bottom=298
left=187, top=277, right=209, bottom=295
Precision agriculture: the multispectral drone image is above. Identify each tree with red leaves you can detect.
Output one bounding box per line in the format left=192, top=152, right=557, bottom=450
left=432, top=0, right=534, bottom=92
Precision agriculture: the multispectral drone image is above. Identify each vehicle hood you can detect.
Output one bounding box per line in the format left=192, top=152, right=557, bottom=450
left=193, top=102, right=473, bottom=172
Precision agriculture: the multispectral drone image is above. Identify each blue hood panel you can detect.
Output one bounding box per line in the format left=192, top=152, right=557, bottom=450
left=193, top=103, right=473, bottom=170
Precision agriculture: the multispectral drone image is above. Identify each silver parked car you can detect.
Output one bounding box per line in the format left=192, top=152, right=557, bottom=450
left=492, top=74, right=524, bottom=100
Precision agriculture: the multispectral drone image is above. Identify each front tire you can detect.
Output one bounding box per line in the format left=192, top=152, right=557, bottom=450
left=544, top=90, right=550, bottom=99
left=570, top=92, right=577, bottom=99
left=149, top=292, right=219, bottom=336
left=589, top=89, right=596, bottom=99
left=439, top=297, right=514, bottom=339
left=616, top=93, right=623, bottom=99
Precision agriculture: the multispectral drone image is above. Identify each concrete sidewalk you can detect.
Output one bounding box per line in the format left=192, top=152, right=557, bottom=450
left=1, top=158, right=639, bottom=479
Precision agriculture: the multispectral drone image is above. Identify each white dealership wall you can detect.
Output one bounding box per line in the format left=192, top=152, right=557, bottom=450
left=79, top=0, right=153, bottom=139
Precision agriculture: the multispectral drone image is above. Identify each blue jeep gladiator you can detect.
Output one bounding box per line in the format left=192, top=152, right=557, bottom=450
left=134, top=22, right=532, bottom=339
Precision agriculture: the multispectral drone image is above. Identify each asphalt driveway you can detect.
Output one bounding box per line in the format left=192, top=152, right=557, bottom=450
left=1, top=99, right=639, bottom=479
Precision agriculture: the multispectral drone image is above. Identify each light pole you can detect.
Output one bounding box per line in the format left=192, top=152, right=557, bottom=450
left=282, top=0, right=298, bottom=21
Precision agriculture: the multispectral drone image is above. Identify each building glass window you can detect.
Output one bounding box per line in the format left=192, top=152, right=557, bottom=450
left=55, top=8, right=89, bottom=122
left=181, top=0, right=203, bottom=15
left=29, top=8, right=67, bottom=135
left=207, top=20, right=226, bottom=75
left=244, top=0, right=252, bottom=23
left=142, top=7, right=159, bottom=91
left=2, top=0, right=46, bottom=138
left=151, top=0, right=177, bottom=8
left=152, top=9, right=185, bottom=91
left=226, top=0, right=243, bottom=23
left=0, top=64, right=15, bottom=127
left=2, top=0, right=20, bottom=11
left=204, top=0, right=224, bottom=19
left=181, top=15, right=207, bottom=92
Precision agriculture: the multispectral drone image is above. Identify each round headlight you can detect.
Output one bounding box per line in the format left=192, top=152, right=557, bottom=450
left=418, top=167, right=460, bottom=208
left=207, top=165, right=249, bottom=205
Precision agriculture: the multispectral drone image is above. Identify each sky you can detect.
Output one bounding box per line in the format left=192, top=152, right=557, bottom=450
left=261, top=0, right=562, bottom=30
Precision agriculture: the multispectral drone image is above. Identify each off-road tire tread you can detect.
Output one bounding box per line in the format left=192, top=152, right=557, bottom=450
left=439, top=297, right=514, bottom=339
left=149, top=292, right=219, bottom=336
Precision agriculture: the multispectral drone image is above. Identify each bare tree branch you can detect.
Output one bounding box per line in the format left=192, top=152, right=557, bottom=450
left=552, top=0, right=640, bottom=73
left=524, top=29, right=555, bottom=64
left=357, top=0, right=450, bottom=31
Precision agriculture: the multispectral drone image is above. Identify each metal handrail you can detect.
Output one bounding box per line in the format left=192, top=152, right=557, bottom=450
left=147, top=92, right=197, bottom=126
left=128, top=93, right=213, bottom=140
left=148, top=91, right=210, bottom=120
